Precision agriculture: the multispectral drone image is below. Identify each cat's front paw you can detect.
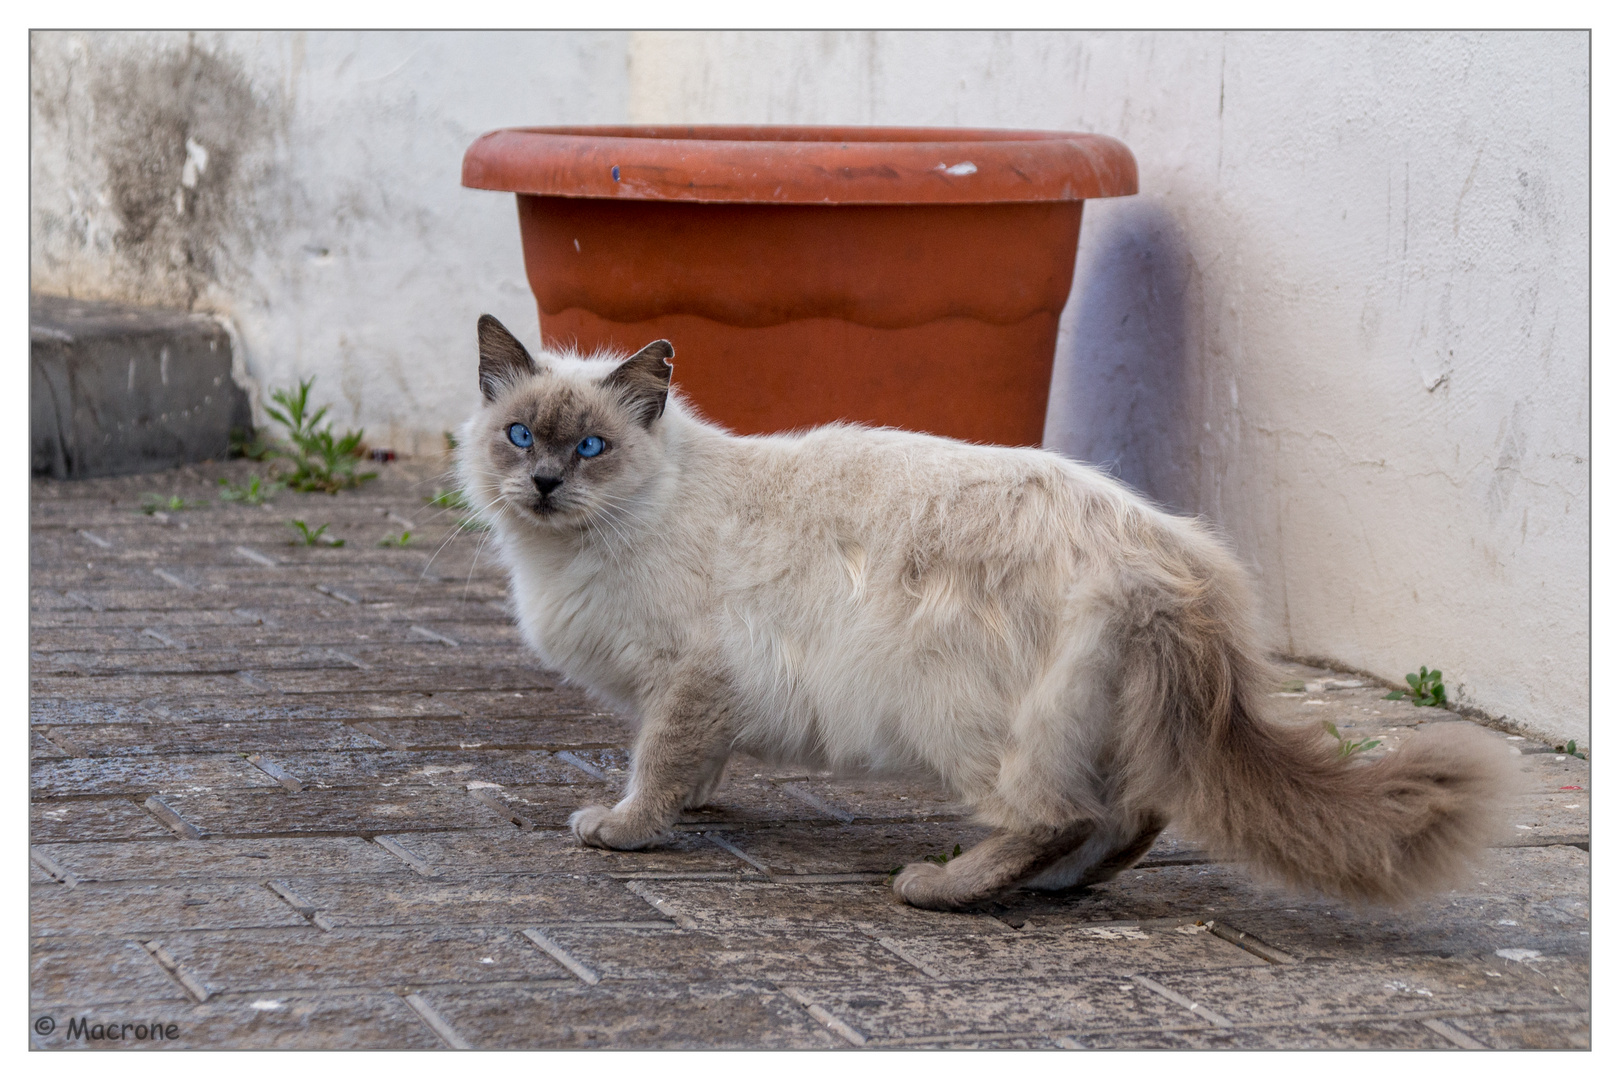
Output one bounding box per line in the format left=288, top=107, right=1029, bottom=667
left=892, top=861, right=957, bottom=910
left=568, top=804, right=653, bottom=850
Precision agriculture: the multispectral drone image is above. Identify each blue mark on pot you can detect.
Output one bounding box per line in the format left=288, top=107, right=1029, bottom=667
left=611, top=166, right=620, bottom=182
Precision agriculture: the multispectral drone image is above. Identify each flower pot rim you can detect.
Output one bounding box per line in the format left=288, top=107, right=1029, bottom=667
left=462, top=124, right=1137, bottom=206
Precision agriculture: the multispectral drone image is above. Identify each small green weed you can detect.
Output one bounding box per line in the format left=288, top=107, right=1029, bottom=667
left=140, top=493, right=204, bottom=515
left=263, top=378, right=377, bottom=494
left=1562, top=740, right=1587, bottom=760
left=889, top=844, right=963, bottom=878
left=217, top=475, right=281, bottom=505
left=230, top=425, right=275, bottom=461
left=1384, top=665, right=1446, bottom=707
left=378, top=530, right=414, bottom=548
left=1322, top=721, right=1381, bottom=758
left=287, top=519, right=344, bottom=547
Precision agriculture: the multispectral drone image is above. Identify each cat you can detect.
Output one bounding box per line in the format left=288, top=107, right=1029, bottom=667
left=458, top=314, right=1514, bottom=911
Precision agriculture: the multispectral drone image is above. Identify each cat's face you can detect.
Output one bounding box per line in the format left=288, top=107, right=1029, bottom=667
left=460, top=315, right=673, bottom=533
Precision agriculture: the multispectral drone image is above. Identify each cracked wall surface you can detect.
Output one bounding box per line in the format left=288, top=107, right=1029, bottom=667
left=30, top=31, right=1589, bottom=740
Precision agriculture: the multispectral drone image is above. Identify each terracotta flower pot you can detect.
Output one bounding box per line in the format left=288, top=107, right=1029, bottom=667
left=462, top=125, right=1136, bottom=446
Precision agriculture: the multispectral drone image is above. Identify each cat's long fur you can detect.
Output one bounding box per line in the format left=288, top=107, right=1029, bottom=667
left=459, top=316, right=1515, bottom=910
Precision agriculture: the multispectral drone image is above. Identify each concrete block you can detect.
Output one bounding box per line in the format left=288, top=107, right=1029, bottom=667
left=31, top=294, right=250, bottom=479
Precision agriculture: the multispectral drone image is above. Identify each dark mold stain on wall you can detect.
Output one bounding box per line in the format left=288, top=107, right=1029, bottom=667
left=37, top=33, right=277, bottom=309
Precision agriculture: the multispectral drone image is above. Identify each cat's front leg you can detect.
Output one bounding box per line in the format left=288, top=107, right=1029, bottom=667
left=569, top=670, right=734, bottom=850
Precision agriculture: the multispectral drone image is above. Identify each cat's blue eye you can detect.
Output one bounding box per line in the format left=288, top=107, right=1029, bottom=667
left=576, top=435, right=605, bottom=458
left=507, top=423, right=533, bottom=448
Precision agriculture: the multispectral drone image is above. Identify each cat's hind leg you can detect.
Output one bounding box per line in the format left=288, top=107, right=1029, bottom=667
left=893, top=822, right=1095, bottom=911
left=682, top=752, right=730, bottom=809
left=1022, top=813, right=1166, bottom=892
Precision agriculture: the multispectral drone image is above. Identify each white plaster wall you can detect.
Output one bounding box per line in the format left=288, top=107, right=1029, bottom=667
left=627, top=30, right=1589, bottom=741
left=31, top=30, right=630, bottom=453
left=30, top=31, right=1589, bottom=741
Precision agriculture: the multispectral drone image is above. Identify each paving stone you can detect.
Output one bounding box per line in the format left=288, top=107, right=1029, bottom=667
left=31, top=797, right=174, bottom=843
left=1058, top=1018, right=1458, bottom=1050
left=33, top=608, right=258, bottom=630
left=1502, top=792, right=1591, bottom=842
left=31, top=731, right=72, bottom=760
left=32, top=674, right=251, bottom=700
left=629, top=879, right=988, bottom=934
left=32, top=754, right=283, bottom=798
left=717, top=821, right=997, bottom=876
left=472, top=783, right=623, bottom=828
left=678, top=779, right=858, bottom=827
left=29, top=993, right=441, bottom=1049
left=152, top=926, right=572, bottom=995
left=28, top=468, right=1589, bottom=1048
left=261, top=749, right=590, bottom=790
left=280, top=873, right=668, bottom=928
left=376, top=827, right=751, bottom=877
left=782, top=974, right=1187, bottom=1042
left=31, top=881, right=310, bottom=937
left=42, top=721, right=389, bottom=757
left=50, top=647, right=361, bottom=676
left=418, top=980, right=842, bottom=1049
left=1149, top=955, right=1572, bottom=1026
left=38, top=838, right=413, bottom=883
left=1513, top=750, right=1590, bottom=793
left=153, top=786, right=514, bottom=837
left=877, top=923, right=1267, bottom=980
left=30, top=699, right=156, bottom=724
left=785, top=776, right=971, bottom=822
left=1440, top=1009, right=1591, bottom=1049
left=347, top=715, right=633, bottom=750
left=260, top=668, right=572, bottom=696
left=1189, top=845, right=1591, bottom=961
left=30, top=937, right=193, bottom=1009
left=439, top=686, right=610, bottom=717
left=32, top=628, right=169, bottom=651
left=144, top=692, right=461, bottom=722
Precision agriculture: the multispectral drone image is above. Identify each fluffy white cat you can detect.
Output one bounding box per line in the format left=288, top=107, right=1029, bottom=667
left=458, top=315, right=1511, bottom=910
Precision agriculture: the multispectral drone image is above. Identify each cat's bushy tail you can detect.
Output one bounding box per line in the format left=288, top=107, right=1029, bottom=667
left=1114, top=525, right=1517, bottom=905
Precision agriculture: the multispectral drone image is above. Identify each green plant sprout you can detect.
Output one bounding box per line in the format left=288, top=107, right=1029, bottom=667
left=287, top=519, right=344, bottom=547
left=217, top=475, right=281, bottom=505
left=889, top=844, right=963, bottom=878
left=1563, top=740, right=1587, bottom=760
left=1384, top=666, right=1446, bottom=707
left=262, top=378, right=377, bottom=494
left=1322, top=721, right=1381, bottom=758
left=140, top=493, right=203, bottom=515
left=378, top=530, right=414, bottom=548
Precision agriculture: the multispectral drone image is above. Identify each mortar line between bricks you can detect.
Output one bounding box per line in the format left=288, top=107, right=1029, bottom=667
left=371, top=835, right=439, bottom=876
left=401, top=992, right=472, bottom=1049
left=701, top=832, right=775, bottom=876
left=29, top=846, right=79, bottom=888
left=622, top=880, right=698, bottom=928
left=1421, top=1018, right=1488, bottom=1049
left=779, top=986, right=867, bottom=1046
left=521, top=927, right=601, bottom=984
left=142, top=795, right=205, bottom=839
left=141, top=939, right=212, bottom=1003
left=870, top=935, right=945, bottom=979
left=1130, top=974, right=1234, bottom=1027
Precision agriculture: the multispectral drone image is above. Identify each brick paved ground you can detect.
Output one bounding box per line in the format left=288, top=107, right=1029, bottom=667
left=29, top=459, right=1590, bottom=1049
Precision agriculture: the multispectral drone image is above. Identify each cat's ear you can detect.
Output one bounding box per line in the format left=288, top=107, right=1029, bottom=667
left=604, top=340, right=674, bottom=427
left=477, top=315, right=542, bottom=401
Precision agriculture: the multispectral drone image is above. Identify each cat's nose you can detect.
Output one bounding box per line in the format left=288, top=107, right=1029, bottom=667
left=532, top=475, right=563, bottom=497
